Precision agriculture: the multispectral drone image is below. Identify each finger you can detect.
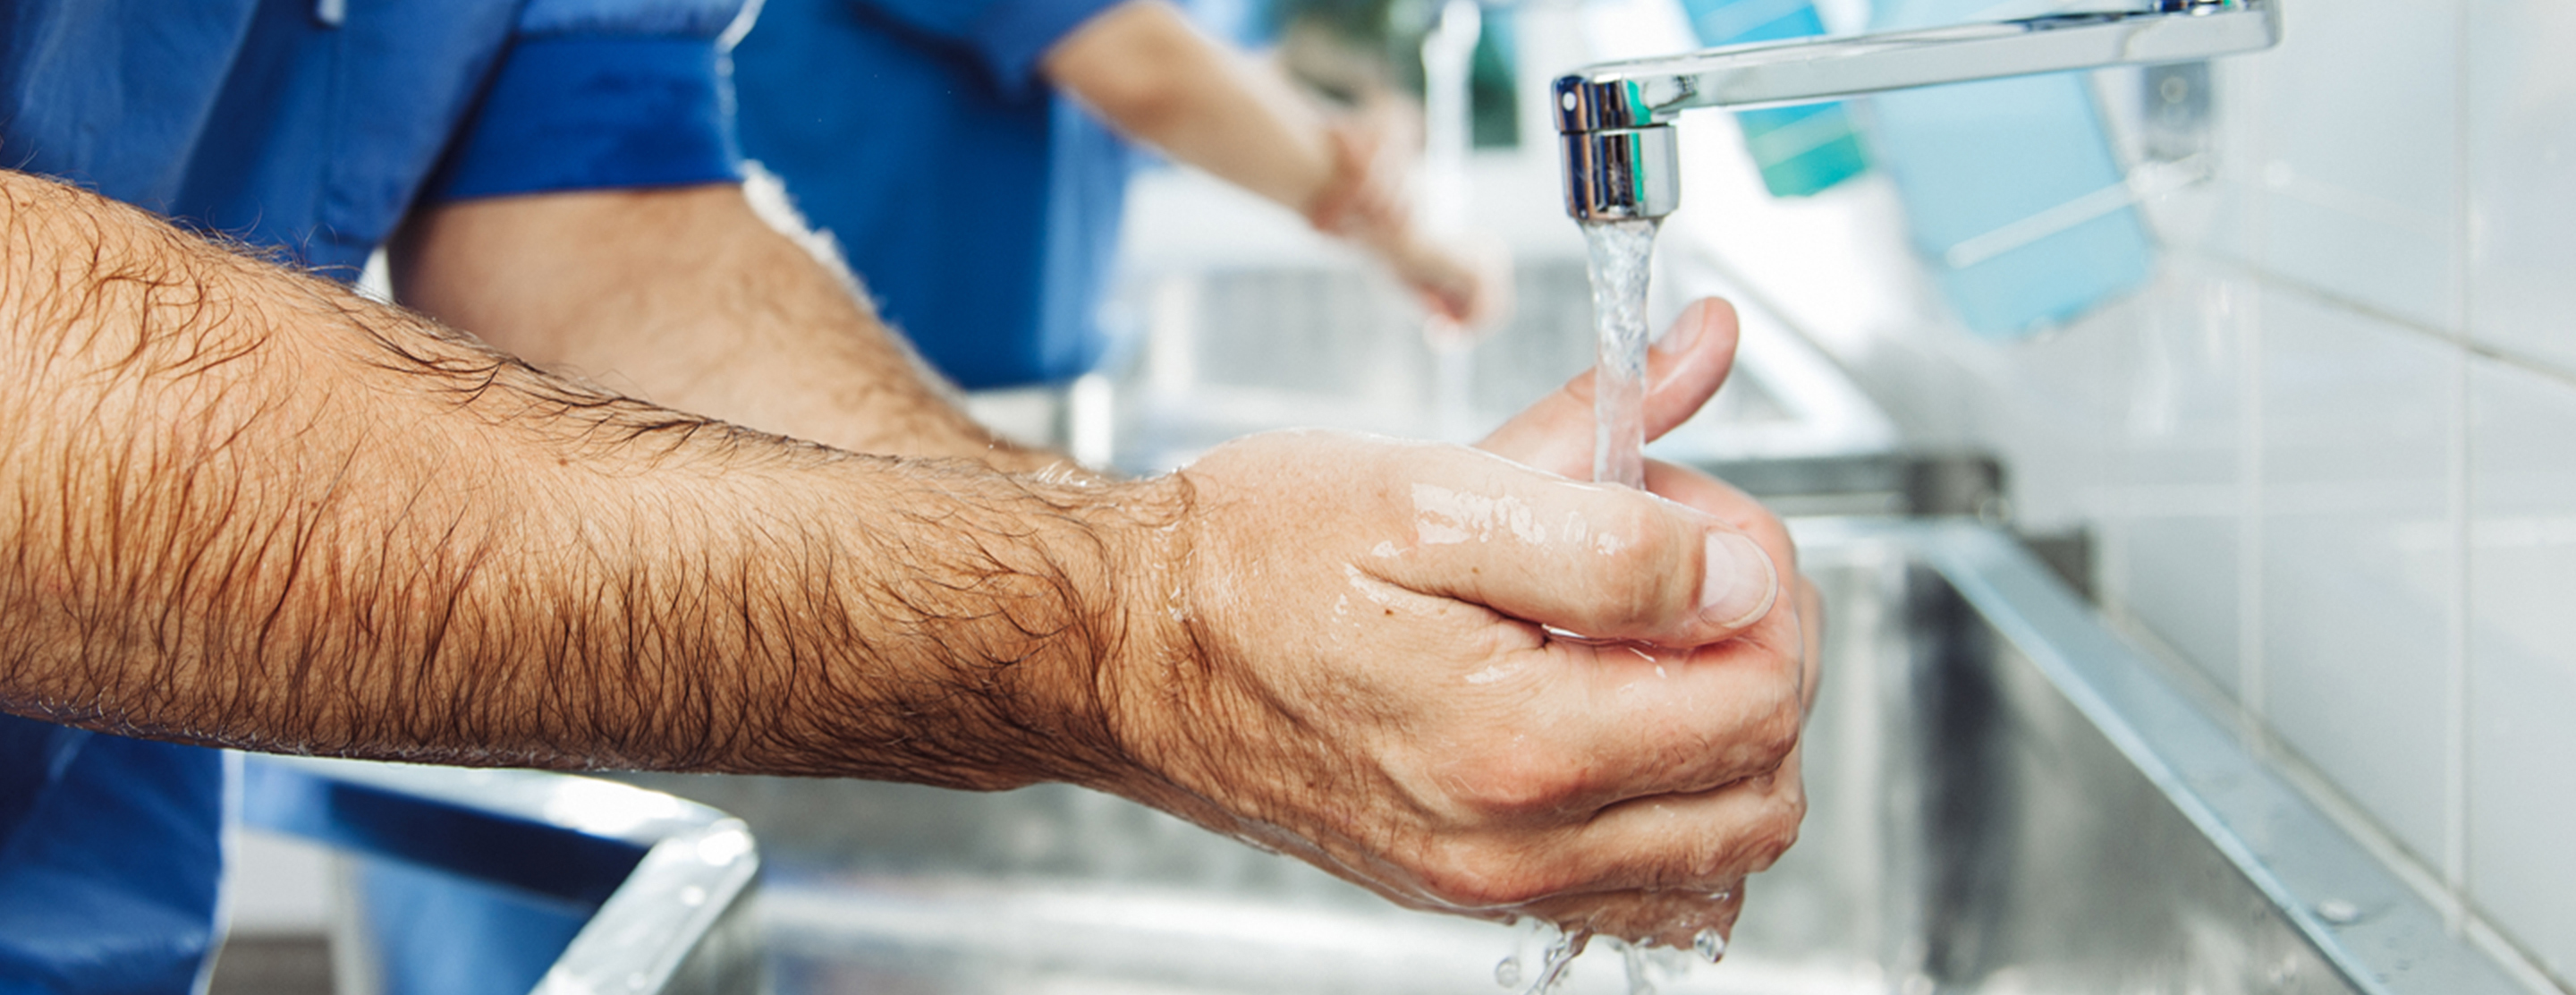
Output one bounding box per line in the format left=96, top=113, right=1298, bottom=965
left=1415, top=635, right=1803, bottom=834
left=1508, top=744, right=1807, bottom=908
left=1370, top=448, right=1781, bottom=645
left=1401, top=744, right=1802, bottom=923
left=1408, top=234, right=1513, bottom=331
left=1476, top=298, right=1742, bottom=479
left=1518, top=610, right=1807, bottom=804
left=1640, top=459, right=1793, bottom=574
left=1641, top=463, right=1821, bottom=716
left=1793, top=574, right=1825, bottom=716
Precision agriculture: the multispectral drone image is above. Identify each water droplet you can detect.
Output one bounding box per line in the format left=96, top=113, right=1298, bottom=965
left=1692, top=928, right=1727, bottom=963
left=1495, top=955, right=1522, bottom=988
left=2315, top=899, right=2363, bottom=925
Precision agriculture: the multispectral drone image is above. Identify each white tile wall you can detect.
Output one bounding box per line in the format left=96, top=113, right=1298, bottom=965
left=2468, top=358, right=2576, bottom=983
left=2467, top=0, right=2576, bottom=378
left=2254, top=0, right=2463, bottom=332
left=2258, top=290, right=2462, bottom=865
left=1735, top=1, right=2576, bottom=984
left=2105, top=266, right=2254, bottom=692
left=1960, top=305, right=2132, bottom=531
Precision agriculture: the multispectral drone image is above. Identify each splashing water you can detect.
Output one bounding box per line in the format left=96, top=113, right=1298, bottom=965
left=1498, top=920, right=1724, bottom=994
left=1580, top=218, right=1663, bottom=489
left=1493, top=921, right=1589, bottom=994
left=1526, top=926, right=1589, bottom=994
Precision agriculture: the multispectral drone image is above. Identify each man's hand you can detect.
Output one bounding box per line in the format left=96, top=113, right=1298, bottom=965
left=1089, top=299, right=1816, bottom=949
left=1479, top=297, right=1826, bottom=948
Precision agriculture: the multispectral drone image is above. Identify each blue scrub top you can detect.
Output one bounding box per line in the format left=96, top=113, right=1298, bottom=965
left=0, top=1, right=745, bottom=990
left=1, top=0, right=745, bottom=274
left=732, top=0, right=1138, bottom=391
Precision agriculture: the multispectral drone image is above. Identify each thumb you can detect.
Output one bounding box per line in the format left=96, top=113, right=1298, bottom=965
left=1477, top=298, right=1741, bottom=479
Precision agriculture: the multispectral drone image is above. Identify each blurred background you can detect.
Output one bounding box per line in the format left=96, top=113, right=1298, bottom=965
left=217, top=1, right=2576, bottom=991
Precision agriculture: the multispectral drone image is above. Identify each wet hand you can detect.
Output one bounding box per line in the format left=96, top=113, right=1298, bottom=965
left=1470, top=296, right=1824, bottom=949
left=1097, top=399, right=1801, bottom=950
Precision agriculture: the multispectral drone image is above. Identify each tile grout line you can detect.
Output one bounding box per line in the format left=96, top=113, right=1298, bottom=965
left=2233, top=49, right=2268, bottom=747
left=2237, top=262, right=2267, bottom=740
left=2444, top=0, right=2476, bottom=931
left=2165, top=233, right=2576, bottom=392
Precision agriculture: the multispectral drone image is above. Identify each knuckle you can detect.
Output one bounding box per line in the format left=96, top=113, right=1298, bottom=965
left=1452, top=751, right=1596, bottom=818
left=1586, top=507, right=1692, bottom=631
left=1414, top=839, right=1554, bottom=908
left=1723, top=696, right=1803, bottom=773
left=1742, top=792, right=1807, bottom=872
left=1756, top=701, right=1804, bottom=764
left=1678, top=800, right=1805, bottom=883
left=1665, top=838, right=1748, bottom=889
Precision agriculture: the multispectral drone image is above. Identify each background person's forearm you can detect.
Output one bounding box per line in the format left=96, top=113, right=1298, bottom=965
left=388, top=184, right=1070, bottom=473
left=0, top=169, right=1155, bottom=787
left=1043, top=0, right=1339, bottom=217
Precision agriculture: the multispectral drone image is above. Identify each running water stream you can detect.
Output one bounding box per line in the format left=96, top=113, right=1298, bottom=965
left=1498, top=147, right=1677, bottom=995
left=1580, top=218, right=1663, bottom=489
left=1498, top=211, right=1668, bottom=995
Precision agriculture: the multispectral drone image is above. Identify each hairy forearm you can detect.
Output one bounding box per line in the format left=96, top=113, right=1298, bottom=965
left=389, top=184, right=1070, bottom=475
left=0, top=171, right=1165, bottom=787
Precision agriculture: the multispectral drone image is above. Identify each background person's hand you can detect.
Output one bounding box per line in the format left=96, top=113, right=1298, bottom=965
left=1304, top=108, right=1512, bottom=333
left=1093, top=298, right=1810, bottom=951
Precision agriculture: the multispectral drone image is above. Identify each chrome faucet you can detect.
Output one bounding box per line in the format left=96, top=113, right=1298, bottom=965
left=1552, top=0, right=2283, bottom=222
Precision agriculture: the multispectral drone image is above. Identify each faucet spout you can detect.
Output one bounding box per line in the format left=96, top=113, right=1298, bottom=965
left=1553, top=0, right=2281, bottom=221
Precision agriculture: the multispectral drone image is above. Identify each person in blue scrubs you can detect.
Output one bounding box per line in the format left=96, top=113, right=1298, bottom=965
left=0, top=1, right=1816, bottom=990
left=733, top=0, right=1503, bottom=390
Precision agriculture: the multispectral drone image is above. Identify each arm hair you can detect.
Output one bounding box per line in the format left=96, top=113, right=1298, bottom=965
left=0, top=170, right=1179, bottom=789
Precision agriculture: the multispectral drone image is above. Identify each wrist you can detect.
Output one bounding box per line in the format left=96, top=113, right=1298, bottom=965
left=1057, top=471, right=1209, bottom=804
left=1301, top=122, right=1376, bottom=237
left=860, top=466, right=1192, bottom=793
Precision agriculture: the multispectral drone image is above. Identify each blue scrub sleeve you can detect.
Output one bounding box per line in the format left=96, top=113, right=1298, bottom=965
left=843, top=0, right=1131, bottom=94
left=429, top=33, right=742, bottom=200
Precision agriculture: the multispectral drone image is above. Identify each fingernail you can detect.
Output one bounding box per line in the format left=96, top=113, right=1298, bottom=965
left=1655, top=302, right=1709, bottom=358
left=1699, top=532, right=1779, bottom=630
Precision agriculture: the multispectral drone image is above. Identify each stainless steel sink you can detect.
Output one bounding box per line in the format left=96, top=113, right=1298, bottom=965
left=1100, top=258, right=1898, bottom=475
left=620, top=519, right=2529, bottom=995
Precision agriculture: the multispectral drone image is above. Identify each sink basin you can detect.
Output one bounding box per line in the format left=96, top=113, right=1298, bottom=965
left=1101, top=258, right=1897, bottom=475
left=619, top=520, right=2525, bottom=995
